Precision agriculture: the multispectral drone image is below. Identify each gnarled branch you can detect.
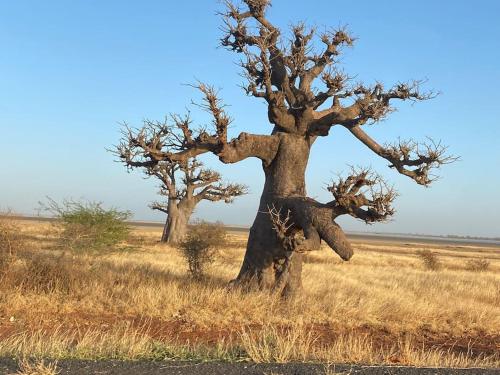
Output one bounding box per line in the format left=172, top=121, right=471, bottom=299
left=195, top=182, right=248, bottom=203
left=299, top=28, right=354, bottom=98
left=149, top=201, right=169, bottom=214
left=220, top=1, right=438, bottom=142
left=310, top=80, right=435, bottom=136
left=268, top=204, right=305, bottom=254
left=269, top=198, right=353, bottom=261
left=349, top=127, right=457, bottom=185
left=222, top=1, right=358, bottom=131
left=328, top=167, right=397, bottom=223
left=113, top=84, right=281, bottom=166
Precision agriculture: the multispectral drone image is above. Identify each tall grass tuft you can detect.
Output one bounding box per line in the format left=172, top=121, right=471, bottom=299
left=416, top=249, right=441, bottom=270
left=0, top=212, right=25, bottom=281
left=239, top=324, right=317, bottom=363
left=11, top=358, right=59, bottom=375
left=0, top=211, right=24, bottom=258
left=465, top=258, right=490, bottom=272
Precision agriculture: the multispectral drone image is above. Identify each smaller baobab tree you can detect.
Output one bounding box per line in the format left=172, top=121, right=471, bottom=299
left=114, top=118, right=247, bottom=244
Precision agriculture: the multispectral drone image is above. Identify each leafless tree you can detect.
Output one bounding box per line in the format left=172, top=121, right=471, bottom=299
left=115, top=119, right=246, bottom=244
left=116, top=0, right=456, bottom=295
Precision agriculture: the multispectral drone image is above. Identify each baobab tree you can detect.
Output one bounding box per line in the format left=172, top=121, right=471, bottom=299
left=119, top=0, right=455, bottom=296
left=116, top=120, right=247, bottom=244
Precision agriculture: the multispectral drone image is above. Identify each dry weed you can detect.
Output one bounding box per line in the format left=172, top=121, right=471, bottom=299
left=239, top=323, right=317, bottom=363
left=10, top=358, right=59, bottom=375
left=0, top=213, right=24, bottom=257
left=1, top=252, right=91, bottom=295
left=179, top=221, right=226, bottom=279
left=322, top=365, right=353, bottom=375
left=465, top=258, right=490, bottom=272
left=416, top=249, right=441, bottom=270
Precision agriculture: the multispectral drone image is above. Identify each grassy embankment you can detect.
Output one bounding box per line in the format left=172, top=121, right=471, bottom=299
left=1, top=220, right=499, bottom=367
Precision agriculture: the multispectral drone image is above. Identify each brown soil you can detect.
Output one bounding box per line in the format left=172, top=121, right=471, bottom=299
left=1, top=312, right=498, bottom=360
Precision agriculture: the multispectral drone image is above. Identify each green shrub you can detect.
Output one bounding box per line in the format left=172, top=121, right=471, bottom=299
left=179, top=221, right=227, bottom=279
left=41, top=198, right=131, bottom=253
left=416, top=249, right=441, bottom=271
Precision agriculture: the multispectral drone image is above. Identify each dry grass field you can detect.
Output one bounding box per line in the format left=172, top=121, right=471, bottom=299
left=0, top=219, right=499, bottom=368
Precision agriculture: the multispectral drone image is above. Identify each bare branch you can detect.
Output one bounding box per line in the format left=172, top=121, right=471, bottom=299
left=299, top=27, right=355, bottom=96
left=113, top=85, right=281, bottom=166
left=328, top=167, right=397, bottom=223
left=310, top=80, right=436, bottom=136
left=267, top=204, right=311, bottom=256
left=149, top=201, right=169, bottom=214
left=349, top=127, right=458, bottom=185
left=220, top=0, right=302, bottom=131
left=268, top=204, right=295, bottom=241
left=267, top=198, right=352, bottom=261
left=196, top=182, right=248, bottom=203
left=190, top=82, right=232, bottom=143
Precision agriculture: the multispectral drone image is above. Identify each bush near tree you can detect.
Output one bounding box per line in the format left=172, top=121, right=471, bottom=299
left=179, top=221, right=227, bottom=279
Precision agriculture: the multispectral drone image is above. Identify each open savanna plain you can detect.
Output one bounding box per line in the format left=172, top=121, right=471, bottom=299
left=0, top=219, right=499, bottom=372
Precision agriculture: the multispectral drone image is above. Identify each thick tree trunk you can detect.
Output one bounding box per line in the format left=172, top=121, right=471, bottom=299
left=234, top=132, right=313, bottom=296
left=160, top=202, right=193, bottom=245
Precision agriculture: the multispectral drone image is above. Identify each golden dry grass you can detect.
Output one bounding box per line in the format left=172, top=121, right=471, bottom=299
left=0, top=219, right=499, bottom=367
left=9, top=358, right=59, bottom=375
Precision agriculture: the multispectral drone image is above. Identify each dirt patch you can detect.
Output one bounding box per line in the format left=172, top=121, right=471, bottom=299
left=1, top=312, right=498, bottom=359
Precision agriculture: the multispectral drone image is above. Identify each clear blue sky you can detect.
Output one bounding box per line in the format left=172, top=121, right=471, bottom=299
left=1, top=1, right=499, bottom=237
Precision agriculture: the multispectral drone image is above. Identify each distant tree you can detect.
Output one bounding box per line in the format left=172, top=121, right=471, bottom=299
left=117, top=0, right=456, bottom=296
left=115, top=124, right=246, bottom=244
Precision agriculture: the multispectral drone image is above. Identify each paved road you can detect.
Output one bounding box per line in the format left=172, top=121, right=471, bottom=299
left=1, top=359, right=498, bottom=375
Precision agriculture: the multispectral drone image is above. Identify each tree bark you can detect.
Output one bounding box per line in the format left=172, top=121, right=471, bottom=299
left=160, top=201, right=193, bottom=245
left=234, top=132, right=314, bottom=296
